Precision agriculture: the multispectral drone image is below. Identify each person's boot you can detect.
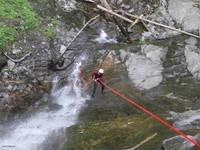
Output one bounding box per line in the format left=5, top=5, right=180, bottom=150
left=101, top=86, right=105, bottom=95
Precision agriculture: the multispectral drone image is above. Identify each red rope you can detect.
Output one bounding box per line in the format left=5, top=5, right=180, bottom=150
left=99, top=80, right=200, bottom=148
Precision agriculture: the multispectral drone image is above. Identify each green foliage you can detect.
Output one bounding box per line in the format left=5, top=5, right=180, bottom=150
left=0, top=0, right=38, bottom=49
left=43, top=18, right=60, bottom=39
left=44, top=25, right=55, bottom=39
left=0, top=23, right=16, bottom=49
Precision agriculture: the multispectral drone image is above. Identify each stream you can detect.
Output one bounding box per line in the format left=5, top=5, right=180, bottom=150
left=0, top=55, right=89, bottom=150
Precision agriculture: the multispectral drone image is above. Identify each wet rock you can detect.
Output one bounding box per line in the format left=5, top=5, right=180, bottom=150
left=64, top=115, right=171, bottom=150
left=185, top=37, right=198, bottom=46
left=184, top=37, right=200, bottom=79
left=12, top=49, right=21, bottom=54
left=120, top=45, right=167, bottom=89
left=7, top=85, right=13, bottom=92
left=144, top=5, right=179, bottom=40
left=60, top=45, right=67, bottom=54
left=3, top=72, right=9, bottom=78
left=162, top=134, right=200, bottom=150
left=170, top=109, right=200, bottom=130
left=168, top=0, right=200, bottom=32
left=56, top=0, right=76, bottom=12
left=7, top=60, right=15, bottom=70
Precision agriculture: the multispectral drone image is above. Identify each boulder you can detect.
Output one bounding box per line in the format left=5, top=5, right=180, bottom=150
left=162, top=134, right=200, bottom=150
left=184, top=37, right=200, bottom=79
left=120, top=45, right=167, bottom=89
left=168, top=0, right=200, bottom=32
left=171, top=109, right=200, bottom=130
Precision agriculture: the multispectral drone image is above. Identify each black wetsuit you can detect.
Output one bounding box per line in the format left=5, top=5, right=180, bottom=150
left=91, top=70, right=104, bottom=97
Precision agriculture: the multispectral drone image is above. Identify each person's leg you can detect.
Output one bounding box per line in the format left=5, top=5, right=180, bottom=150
left=101, top=84, right=105, bottom=95
left=91, top=82, right=97, bottom=97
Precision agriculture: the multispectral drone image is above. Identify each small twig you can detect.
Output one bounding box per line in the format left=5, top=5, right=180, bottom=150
left=3, top=52, right=32, bottom=63
left=128, top=14, right=143, bottom=29
left=124, top=133, right=158, bottom=150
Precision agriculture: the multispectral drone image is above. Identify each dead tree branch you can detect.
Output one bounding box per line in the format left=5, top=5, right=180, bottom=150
left=54, top=15, right=99, bottom=65
left=98, top=6, right=200, bottom=39
left=3, top=52, right=32, bottom=63
left=128, top=14, right=143, bottom=30
left=78, top=1, right=200, bottom=39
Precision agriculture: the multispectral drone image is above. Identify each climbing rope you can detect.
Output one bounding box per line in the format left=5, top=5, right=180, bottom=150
left=99, top=80, right=200, bottom=148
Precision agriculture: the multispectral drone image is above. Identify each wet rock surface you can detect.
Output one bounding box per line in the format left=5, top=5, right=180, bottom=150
left=171, top=109, right=200, bottom=130
left=184, top=37, right=200, bottom=79
left=162, top=134, right=200, bottom=150
left=120, top=44, right=167, bottom=89
left=168, top=0, right=200, bottom=32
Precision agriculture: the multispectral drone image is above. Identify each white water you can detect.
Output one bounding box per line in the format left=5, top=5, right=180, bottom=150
left=94, top=30, right=117, bottom=44
left=0, top=55, right=89, bottom=150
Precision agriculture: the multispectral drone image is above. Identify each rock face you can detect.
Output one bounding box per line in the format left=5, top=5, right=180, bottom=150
left=144, top=5, right=179, bottom=40
left=168, top=0, right=200, bottom=32
left=162, top=134, right=200, bottom=150
left=120, top=45, right=167, bottom=89
left=184, top=37, right=200, bottom=79
left=56, top=0, right=76, bottom=12
left=170, top=109, right=200, bottom=130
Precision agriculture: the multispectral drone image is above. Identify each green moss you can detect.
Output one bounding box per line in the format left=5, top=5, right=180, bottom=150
left=0, top=23, right=16, bottom=49
left=64, top=116, right=173, bottom=150
left=43, top=18, right=60, bottom=39
left=0, top=0, right=38, bottom=49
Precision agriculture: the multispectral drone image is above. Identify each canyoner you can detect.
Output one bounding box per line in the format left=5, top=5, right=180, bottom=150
left=91, top=68, right=105, bottom=97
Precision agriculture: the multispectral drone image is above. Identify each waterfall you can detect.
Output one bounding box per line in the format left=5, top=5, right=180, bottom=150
left=0, top=55, right=89, bottom=150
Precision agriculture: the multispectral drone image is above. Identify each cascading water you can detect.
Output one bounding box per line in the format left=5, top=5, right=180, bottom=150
left=94, top=30, right=117, bottom=44
left=0, top=55, right=89, bottom=150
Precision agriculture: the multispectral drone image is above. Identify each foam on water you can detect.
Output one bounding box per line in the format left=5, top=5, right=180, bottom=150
left=0, top=55, right=89, bottom=150
left=94, top=30, right=117, bottom=44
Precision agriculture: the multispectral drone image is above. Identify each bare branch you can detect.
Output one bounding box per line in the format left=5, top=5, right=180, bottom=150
left=55, top=15, right=99, bottom=65
left=3, top=52, right=32, bottom=63
left=121, top=10, right=200, bottom=39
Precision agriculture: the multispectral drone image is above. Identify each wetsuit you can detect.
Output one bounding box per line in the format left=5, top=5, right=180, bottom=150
left=91, top=70, right=104, bottom=97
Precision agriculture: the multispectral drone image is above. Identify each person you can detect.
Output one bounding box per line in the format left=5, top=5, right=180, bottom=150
left=91, top=68, right=105, bottom=97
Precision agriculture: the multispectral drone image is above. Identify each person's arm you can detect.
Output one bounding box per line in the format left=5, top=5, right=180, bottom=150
left=97, top=74, right=104, bottom=82
left=92, top=72, right=97, bottom=82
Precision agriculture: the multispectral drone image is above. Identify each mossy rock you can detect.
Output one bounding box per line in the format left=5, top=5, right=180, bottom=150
left=64, top=115, right=173, bottom=150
